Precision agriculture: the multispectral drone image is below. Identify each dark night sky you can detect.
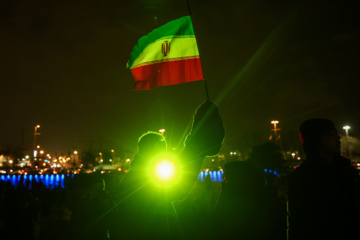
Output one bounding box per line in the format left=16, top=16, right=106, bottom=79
left=1, top=0, right=359, bottom=156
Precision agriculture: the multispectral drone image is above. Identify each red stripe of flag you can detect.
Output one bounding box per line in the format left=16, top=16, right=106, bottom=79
left=132, top=58, right=203, bottom=90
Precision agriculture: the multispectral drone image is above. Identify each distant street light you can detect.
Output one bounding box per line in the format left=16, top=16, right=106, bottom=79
left=99, top=152, right=103, bottom=163
left=343, top=125, right=350, bottom=137
left=111, top=149, right=115, bottom=163
left=72, top=150, right=78, bottom=168
left=159, top=129, right=165, bottom=135
left=343, top=125, right=351, bottom=159
left=271, top=120, right=281, bottom=145
left=33, top=125, right=41, bottom=158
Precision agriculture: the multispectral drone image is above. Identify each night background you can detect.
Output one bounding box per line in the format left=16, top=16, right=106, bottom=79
left=1, top=0, right=359, bottom=156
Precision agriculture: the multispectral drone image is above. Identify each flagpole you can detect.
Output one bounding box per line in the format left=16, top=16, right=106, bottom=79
left=185, top=0, right=210, bottom=101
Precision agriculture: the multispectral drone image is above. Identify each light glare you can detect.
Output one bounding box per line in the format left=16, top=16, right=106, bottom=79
left=154, top=160, right=175, bottom=181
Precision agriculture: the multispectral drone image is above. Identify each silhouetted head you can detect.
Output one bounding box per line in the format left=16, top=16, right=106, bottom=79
left=222, top=161, right=264, bottom=192
left=132, top=131, right=167, bottom=169
left=299, top=119, right=341, bottom=157
left=248, top=142, right=282, bottom=171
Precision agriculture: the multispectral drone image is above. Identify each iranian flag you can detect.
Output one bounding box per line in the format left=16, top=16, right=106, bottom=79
left=128, top=16, right=204, bottom=90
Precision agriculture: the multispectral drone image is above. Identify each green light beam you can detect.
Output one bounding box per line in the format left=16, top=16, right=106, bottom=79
left=215, top=20, right=293, bottom=106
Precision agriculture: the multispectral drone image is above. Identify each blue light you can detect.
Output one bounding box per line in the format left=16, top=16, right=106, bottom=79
left=197, top=171, right=224, bottom=182
left=50, top=175, right=54, bottom=188
left=264, top=169, right=268, bottom=173
left=216, top=171, right=221, bottom=182
left=61, top=174, right=65, bottom=188
left=56, top=175, right=60, bottom=188
left=44, top=175, right=49, bottom=188
left=269, top=169, right=272, bottom=173
left=12, top=175, right=16, bottom=185
left=0, top=174, right=68, bottom=189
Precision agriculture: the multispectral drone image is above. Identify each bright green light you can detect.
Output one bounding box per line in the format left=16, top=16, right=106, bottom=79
left=154, top=160, right=175, bottom=181
left=147, top=153, right=182, bottom=188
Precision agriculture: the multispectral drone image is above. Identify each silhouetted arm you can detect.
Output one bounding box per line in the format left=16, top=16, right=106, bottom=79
left=177, top=101, right=225, bottom=198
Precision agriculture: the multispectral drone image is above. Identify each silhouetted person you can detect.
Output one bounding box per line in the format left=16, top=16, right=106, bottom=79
left=113, top=101, right=225, bottom=239
left=213, top=161, right=268, bottom=240
left=71, top=175, right=115, bottom=240
left=288, top=119, right=360, bottom=240
left=247, top=142, right=284, bottom=173
left=246, top=142, right=287, bottom=240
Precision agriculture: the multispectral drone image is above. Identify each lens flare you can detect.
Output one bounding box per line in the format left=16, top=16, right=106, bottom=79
left=154, top=160, right=175, bottom=181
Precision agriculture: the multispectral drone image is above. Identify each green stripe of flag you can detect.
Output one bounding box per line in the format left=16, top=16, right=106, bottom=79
left=128, top=16, right=195, bottom=69
left=130, top=37, right=199, bottom=69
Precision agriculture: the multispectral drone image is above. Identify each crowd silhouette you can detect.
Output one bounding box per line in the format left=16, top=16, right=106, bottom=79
left=1, top=103, right=359, bottom=240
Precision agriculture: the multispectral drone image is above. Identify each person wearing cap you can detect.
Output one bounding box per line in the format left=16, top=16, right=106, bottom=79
left=288, top=119, right=360, bottom=240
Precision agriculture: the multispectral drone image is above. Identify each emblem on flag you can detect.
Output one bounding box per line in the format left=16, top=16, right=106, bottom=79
left=161, top=41, right=171, bottom=57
